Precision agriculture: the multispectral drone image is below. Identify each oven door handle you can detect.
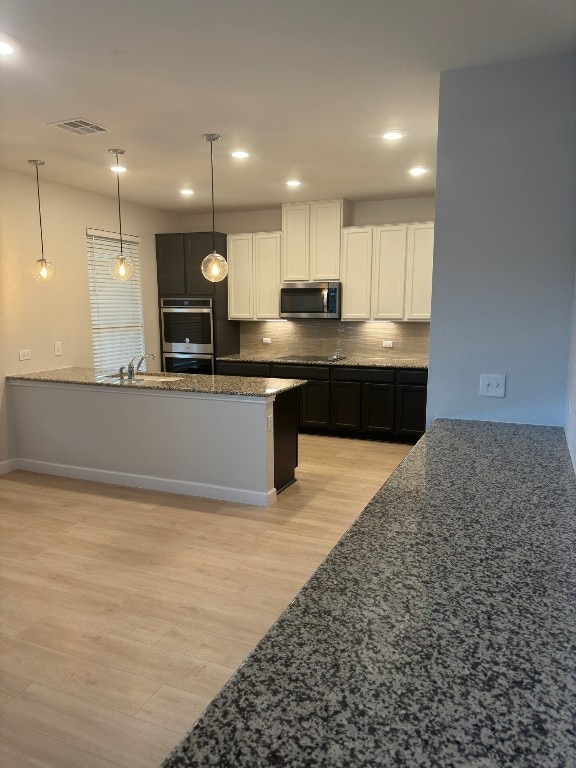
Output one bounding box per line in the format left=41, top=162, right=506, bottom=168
left=161, top=308, right=212, bottom=314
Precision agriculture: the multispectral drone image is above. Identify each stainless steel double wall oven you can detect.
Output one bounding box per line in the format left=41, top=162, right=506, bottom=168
left=160, top=298, right=214, bottom=374
left=155, top=231, right=240, bottom=373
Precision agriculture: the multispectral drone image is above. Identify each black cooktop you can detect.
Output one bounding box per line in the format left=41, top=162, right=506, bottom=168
left=277, top=354, right=347, bottom=362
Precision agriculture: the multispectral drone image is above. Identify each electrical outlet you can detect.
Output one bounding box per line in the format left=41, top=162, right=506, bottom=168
left=479, top=373, right=506, bottom=398
left=54, top=341, right=63, bottom=356
left=382, top=340, right=394, bottom=348
left=19, top=349, right=31, bottom=361
left=267, top=414, right=273, bottom=431
left=262, top=337, right=272, bottom=344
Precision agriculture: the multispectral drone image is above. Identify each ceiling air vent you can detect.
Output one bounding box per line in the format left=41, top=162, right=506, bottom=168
left=48, top=118, right=110, bottom=136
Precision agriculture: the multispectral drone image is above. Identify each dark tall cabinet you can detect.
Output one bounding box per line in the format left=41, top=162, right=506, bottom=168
left=155, top=231, right=240, bottom=360
left=156, top=232, right=228, bottom=296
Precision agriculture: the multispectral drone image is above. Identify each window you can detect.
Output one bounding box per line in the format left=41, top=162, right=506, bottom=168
left=86, top=228, right=145, bottom=372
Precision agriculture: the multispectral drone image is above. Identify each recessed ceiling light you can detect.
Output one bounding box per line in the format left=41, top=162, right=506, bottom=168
left=110, top=165, right=127, bottom=173
left=180, top=188, right=194, bottom=196
left=0, top=33, right=18, bottom=55
left=231, top=150, right=249, bottom=159
left=286, top=179, right=301, bottom=187
left=409, top=166, right=428, bottom=177
left=382, top=130, right=405, bottom=141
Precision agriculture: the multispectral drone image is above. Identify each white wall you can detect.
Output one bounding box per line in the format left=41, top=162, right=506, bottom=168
left=176, top=196, right=435, bottom=234
left=0, top=169, right=179, bottom=467
left=428, top=52, right=576, bottom=427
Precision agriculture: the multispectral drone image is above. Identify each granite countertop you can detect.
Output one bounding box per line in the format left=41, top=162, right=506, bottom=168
left=161, top=419, right=576, bottom=768
left=217, top=353, right=429, bottom=369
left=6, top=367, right=306, bottom=398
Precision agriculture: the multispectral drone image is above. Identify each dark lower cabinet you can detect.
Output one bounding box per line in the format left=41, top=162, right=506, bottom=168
left=394, top=371, right=428, bottom=439
left=395, top=385, right=427, bottom=438
left=300, top=380, right=330, bottom=428
left=361, top=382, right=395, bottom=434
left=330, top=381, right=362, bottom=430
left=273, top=388, right=299, bottom=492
left=270, top=364, right=330, bottom=430
left=216, top=359, right=428, bottom=443
left=216, top=361, right=271, bottom=377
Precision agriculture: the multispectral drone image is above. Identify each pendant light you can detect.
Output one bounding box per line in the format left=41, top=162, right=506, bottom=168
left=201, top=133, right=228, bottom=283
left=108, top=148, right=135, bottom=282
left=28, top=160, right=56, bottom=282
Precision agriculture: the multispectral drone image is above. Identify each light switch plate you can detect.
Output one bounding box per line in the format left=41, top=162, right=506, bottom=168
left=262, top=337, right=272, bottom=344
left=479, top=373, right=506, bottom=398
left=54, top=341, right=63, bottom=356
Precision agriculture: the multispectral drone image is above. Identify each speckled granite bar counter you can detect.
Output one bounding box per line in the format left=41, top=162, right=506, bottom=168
left=7, top=367, right=305, bottom=397
left=161, top=419, right=576, bottom=767
left=217, top=353, right=428, bottom=369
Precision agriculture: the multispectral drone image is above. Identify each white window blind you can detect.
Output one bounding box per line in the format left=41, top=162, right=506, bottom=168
left=87, top=229, right=145, bottom=373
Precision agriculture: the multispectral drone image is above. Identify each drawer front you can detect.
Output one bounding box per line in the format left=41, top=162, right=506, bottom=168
left=217, top=362, right=271, bottom=377
left=331, top=367, right=395, bottom=384
left=396, top=369, right=428, bottom=386
left=270, top=364, right=330, bottom=381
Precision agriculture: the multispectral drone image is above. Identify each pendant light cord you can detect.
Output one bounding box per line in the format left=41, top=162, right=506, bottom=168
left=210, top=140, right=216, bottom=253
left=115, top=151, right=124, bottom=258
left=34, top=164, right=45, bottom=261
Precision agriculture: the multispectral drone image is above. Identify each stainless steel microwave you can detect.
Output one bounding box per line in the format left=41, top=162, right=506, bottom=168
left=279, top=282, right=341, bottom=319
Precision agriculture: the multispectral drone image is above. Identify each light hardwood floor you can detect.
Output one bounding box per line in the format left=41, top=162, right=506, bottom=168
left=0, top=434, right=411, bottom=768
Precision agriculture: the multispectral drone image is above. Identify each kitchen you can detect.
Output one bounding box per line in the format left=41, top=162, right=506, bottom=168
left=1, top=1, right=576, bottom=766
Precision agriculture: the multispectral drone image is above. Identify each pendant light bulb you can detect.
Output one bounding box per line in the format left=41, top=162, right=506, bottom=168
left=110, top=255, right=135, bottom=282
left=28, top=160, right=56, bottom=282
left=201, top=133, right=228, bottom=283
left=108, top=148, right=134, bottom=282
left=33, top=258, right=56, bottom=282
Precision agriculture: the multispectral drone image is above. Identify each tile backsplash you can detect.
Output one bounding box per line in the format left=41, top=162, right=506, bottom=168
left=240, top=321, right=429, bottom=359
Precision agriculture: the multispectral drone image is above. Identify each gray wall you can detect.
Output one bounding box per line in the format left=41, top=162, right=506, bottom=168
left=566, top=273, right=576, bottom=464
left=427, top=52, right=576, bottom=427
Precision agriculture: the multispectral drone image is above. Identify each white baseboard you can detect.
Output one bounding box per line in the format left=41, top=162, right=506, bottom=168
left=15, top=458, right=277, bottom=507
left=0, top=459, right=19, bottom=476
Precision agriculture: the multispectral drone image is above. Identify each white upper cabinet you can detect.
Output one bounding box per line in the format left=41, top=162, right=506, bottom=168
left=372, top=225, right=407, bottom=320
left=254, top=232, right=282, bottom=319
left=228, top=232, right=281, bottom=320
left=228, top=233, right=254, bottom=320
left=281, top=203, right=310, bottom=281
left=282, top=199, right=351, bottom=281
left=404, top=222, right=434, bottom=321
left=341, top=227, right=373, bottom=320
left=341, top=222, right=434, bottom=322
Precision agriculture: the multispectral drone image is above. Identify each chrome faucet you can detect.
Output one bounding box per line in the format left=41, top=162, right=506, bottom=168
left=126, top=353, right=156, bottom=380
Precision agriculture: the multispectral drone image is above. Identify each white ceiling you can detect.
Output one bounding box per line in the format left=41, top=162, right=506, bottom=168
left=1, top=0, right=574, bottom=214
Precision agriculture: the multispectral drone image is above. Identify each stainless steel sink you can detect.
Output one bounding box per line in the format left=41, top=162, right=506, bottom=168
left=98, top=374, right=183, bottom=384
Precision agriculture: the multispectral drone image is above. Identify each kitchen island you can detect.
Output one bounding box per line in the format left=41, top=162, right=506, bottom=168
left=161, top=418, right=576, bottom=767
left=6, top=368, right=305, bottom=506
